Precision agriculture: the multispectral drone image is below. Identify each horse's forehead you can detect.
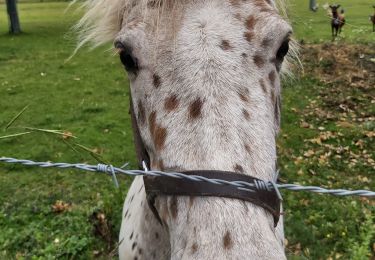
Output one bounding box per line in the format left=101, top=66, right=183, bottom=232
left=117, top=0, right=292, bottom=85
left=125, top=0, right=281, bottom=26
left=122, top=0, right=288, bottom=46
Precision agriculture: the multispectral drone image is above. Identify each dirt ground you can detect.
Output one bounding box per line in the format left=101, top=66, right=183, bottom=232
left=298, top=43, right=375, bottom=123
left=301, top=43, right=375, bottom=90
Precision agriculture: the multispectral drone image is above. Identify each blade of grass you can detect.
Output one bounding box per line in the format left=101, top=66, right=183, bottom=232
left=5, top=104, right=30, bottom=130
left=19, top=127, right=77, bottom=138
left=62, top=139, right=83, bottom=157
left=74, top=143, right=109, bottom=164
left=0, top=132, right=32, bottom=140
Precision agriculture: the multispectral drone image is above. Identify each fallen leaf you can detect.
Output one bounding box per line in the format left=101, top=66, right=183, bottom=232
left=300, top=122, right=310, bottom=128
left=304, top=150, right=315, bottom=158
left=364, top=131, right=375, bottom=138
left=336, top=121, right=353, bottom=128
left=52, top=200, right=71, bottom=213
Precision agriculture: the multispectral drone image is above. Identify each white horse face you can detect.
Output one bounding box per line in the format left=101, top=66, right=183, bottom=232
left=78, top=0, right=295, bottom=258
left=114, top=0, right=292, bottom=172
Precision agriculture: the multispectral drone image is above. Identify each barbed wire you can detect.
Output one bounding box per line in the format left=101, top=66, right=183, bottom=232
left=0, top=157, right=374, bottom=198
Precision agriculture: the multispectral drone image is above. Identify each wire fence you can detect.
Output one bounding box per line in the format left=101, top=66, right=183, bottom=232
left=1, top=157, right=374, bottom=198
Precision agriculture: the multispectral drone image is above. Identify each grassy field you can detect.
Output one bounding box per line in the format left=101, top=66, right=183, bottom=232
left=288, top=0, right=375, bottom=43
left=0, top=1, right=374, bottom=259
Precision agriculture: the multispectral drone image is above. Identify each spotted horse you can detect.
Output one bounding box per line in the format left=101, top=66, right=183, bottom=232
left=76, top=0, right=298, bottom=259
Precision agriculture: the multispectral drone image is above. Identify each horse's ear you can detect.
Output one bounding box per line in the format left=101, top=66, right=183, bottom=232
left=337, top=4, right=341, bottom=8
left=329, top=5, right=333, bottom=9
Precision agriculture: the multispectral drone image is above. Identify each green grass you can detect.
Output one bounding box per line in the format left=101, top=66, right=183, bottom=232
left=289, top=0, right=375, bottom=43
left=0, top=1, right=374, bottom=259
left=280, top=74, right=374, bottom=259
left=0, top=2, right=136, bottom=258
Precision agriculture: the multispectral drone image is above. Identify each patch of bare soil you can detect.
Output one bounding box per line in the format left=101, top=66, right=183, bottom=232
left=301, top=43, right=375, bottom=90
left=299, top=44, right=374, bottom=122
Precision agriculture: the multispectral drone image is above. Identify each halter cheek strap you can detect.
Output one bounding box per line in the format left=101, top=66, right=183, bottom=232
left=129, top=94, right=281, bottom=227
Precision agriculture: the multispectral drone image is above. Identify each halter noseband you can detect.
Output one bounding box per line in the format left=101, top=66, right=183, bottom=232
left=129, top=94, right=282, bottom=227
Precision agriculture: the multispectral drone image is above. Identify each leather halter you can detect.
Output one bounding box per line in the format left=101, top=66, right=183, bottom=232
left=129, top=94, right=281, bottom=227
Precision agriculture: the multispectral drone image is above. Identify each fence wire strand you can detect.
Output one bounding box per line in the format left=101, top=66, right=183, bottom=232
left=0, top=157, right=374, bottom=198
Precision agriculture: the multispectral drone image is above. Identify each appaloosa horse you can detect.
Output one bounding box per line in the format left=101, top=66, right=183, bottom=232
left=76, top=0, right=298, bottom=259
left=329, top=4, right=345, bottom=38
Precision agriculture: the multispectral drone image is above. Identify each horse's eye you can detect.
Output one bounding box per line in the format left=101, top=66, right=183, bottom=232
left=120, top=51, right=138, bottom=72
left=115, top=42, right=138, bottom=73
left=276, top=39, right=290, bottom=61
left=274, top=39, right=290, bottom=71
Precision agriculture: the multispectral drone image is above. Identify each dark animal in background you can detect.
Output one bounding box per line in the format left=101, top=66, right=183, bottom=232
left=329, top=4, right=346, bottom=38
left=370, top=5, right=375, bottom=32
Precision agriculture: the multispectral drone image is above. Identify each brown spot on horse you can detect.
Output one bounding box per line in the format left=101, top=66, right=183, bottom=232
left=223, top=231, right=233, bottom=250
left=148, top=111, right=167, bottom=151
left=189, top=98, right=204, bottom=119
left=245, top=16, right=257, bottom=30
left=268, top=70, right=276, bottom=86
left=238, top=88, right=250, bottom=103
left=137, top=100, right=146, bottom=124
left=243, top=109, right=250, bottom=120
left=260, top=79, right=267, bottom=94
left=153, top=74, right=161, bottom=88
left=253, top=55, right=265, bottom=67
left=170, top=196, right=178, bottom=219
left=191, top=243, right=198, bottom=254
left=244, top=144, right=251, bottom=154
left=164, top=94, right=179, bottom=111
left=220, top=40, right=232, bottom=50
left=229, top=0, right=240, bottom=6
left=154, top=127, right=167, bottom=151
left=234, top=164, right=244, bottom=173
left=244, top=31, right=254, bottom=42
